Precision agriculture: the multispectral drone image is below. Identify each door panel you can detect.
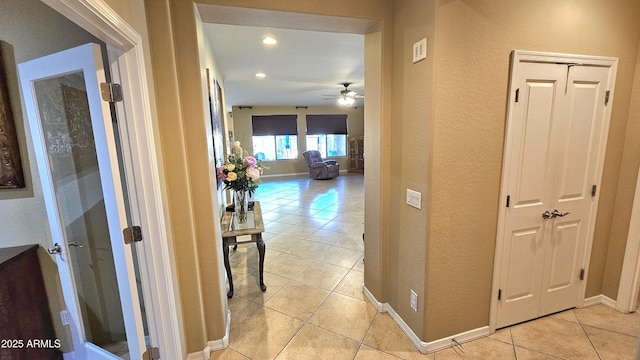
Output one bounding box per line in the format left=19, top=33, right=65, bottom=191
left=539, top=219, right=583, bottom=315
left=556, top=76, right=603, bottom=202
left=497, top=225, right=545, bottom=327
left=512, top=72, right=560, bottom=208
left=32, top=73, right=127, bottom=350
left=497, top=62, right=566, bottom=328
left=547, top=221, right=581, bottom=291
left=496, top=54, right=615, bottom=329
left=20, top=43, right=146, bottom=359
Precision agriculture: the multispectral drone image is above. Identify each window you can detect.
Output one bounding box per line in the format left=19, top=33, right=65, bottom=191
left=306, top=134, right=346, bottom=158
left=305, top=114, right=348, bottom=158
left=252, top=115, right=298, bottom=160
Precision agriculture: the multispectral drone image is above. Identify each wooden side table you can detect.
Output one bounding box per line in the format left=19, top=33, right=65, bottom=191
left=221, top=201, right=266, bottom=298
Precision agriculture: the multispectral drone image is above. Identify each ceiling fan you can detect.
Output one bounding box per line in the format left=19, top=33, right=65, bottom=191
left=323, top=82, right=364, bottom=105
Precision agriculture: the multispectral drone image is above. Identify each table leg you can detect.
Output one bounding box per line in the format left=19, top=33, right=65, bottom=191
left=223, top=236, right=234, bottom=298
left=255, top=233, right=267, bottom=292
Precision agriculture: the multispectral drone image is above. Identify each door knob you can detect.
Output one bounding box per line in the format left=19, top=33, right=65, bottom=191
left=542, top=210, right=554, bottom=219
left=47, top=243, right=62, bottom=255
left=551, top=209, right=570, bottom=217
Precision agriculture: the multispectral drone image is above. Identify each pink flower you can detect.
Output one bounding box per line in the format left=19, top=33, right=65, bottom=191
left=216, top=167, right=227, bottom=180
left=243, top=156, right=257, bottom=167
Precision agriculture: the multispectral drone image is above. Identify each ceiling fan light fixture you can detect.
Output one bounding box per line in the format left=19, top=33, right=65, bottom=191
left=338, top=96, right=354, bottom=106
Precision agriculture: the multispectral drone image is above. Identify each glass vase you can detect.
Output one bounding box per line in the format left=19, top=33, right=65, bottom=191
left=233, top=189, right=249, bottom=224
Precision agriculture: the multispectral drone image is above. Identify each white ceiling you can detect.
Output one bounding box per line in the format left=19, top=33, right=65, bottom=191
left=200, top=5, right=370, bottom=111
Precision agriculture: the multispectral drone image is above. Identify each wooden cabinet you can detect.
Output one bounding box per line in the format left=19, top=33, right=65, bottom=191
left=348, top=136, right=364, bottom=173
left=0, top=245, right=62, bottom=360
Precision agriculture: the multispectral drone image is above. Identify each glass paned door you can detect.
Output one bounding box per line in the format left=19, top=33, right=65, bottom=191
left=20, top=43, right=146, bottom=359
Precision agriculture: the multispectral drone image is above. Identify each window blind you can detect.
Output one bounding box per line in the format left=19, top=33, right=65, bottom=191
left=252, top=115, right=298, bottom=136
left=305, top=114, right=348, bottom=135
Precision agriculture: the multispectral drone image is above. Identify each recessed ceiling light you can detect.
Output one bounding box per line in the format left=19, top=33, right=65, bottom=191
left=262, top=37, right=277, bottom=45
left=255, top=72, right=266, bottom=78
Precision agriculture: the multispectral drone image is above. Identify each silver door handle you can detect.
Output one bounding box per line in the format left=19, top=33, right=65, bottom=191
left=542, top=210, right=554, bottom=219
left=68, top=241, right=84, bottom=248
left=48, top=243, right=62, bottom=254
left=551, top=209, right=570, bottom=217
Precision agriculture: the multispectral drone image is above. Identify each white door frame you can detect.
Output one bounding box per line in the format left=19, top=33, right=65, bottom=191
left=41, top=0, right=182, bottom=358
left=490, top=50, right=617, bottom=332
left=616, top=164, right=640, bottom=313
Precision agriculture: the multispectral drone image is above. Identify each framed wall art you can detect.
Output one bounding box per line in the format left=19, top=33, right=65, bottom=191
left=0, top=41, right=25, bottom=189
left=207, top=69, right=225, bottom=190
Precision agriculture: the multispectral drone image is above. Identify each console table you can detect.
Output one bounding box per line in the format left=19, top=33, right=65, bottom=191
left=221, top=201, right=266, bottom=298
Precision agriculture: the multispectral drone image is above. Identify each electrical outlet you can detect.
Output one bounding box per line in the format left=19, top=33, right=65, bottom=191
left=60, top=310, right=71, bottom=326
left=406, top=189, right=422, bottom=209
left=410, top=290, right=418, bottom=311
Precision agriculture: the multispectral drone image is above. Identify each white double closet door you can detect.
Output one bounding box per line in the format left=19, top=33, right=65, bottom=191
left=494, top=51, right=617, bottom=329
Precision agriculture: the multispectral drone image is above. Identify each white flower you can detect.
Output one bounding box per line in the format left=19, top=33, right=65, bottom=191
left=232, top=141, right=242, bottom=155
left=246, top=167, right=260, bottom=180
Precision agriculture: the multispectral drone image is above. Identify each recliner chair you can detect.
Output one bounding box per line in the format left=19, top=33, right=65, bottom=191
left=302, top=150, right=339, bottom=180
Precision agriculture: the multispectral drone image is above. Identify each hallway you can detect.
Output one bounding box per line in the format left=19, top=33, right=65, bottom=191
left=212, top=174, right=639, bottom=359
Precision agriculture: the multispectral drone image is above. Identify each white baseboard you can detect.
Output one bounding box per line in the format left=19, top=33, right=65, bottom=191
left=424, top=326, right=491, bottom=353
left=362, top=286, right=489, bottom=354
left=363, top=286, right=386, bottom=312
left=584, top=294, right=617, bottom=308
left=261, top=170, right=359, bottom=179
left=187, top=309, right=232, bottom=359
left=208, top=310, right=231, bottom=351
left=261, top=172, right=308, bottom=178
left=186, top=346, right=210, bottom=360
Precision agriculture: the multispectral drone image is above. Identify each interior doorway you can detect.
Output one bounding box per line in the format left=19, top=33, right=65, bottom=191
left=194, top=4, right=382, bottom=339
left=40, top=0, right=182, bottom=358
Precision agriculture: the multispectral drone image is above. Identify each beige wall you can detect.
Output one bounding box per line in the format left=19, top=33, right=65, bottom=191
left=231, top=106, right=364, bottom=176
left=387, top=0, right=436, bottom=338
left=602, top=39, right=640, bottom=297
left=426, top=0, right=640, bottom=341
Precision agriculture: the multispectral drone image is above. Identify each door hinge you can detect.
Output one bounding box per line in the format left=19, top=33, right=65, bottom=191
left=515, top=88, right=519, bottom=103
left=498, top=289, right=502, bottom=301
left=123, top=226, right=143, bottom=244
left=143, top=347, right=160, bottom=360
left=591, top=185, right=597, bottom=197
left=100, top=82, right=123, bottom=103
left=579, top=268, right=585, bottom=281
left=604, top=90, right=610, bottom=106
left=506, top=195, right=511, bottom=208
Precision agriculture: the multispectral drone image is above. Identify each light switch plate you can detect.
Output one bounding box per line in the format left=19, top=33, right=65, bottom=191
left=406, top=189, right=421, bottom=209
left=413, top=38, right=427, bottom=63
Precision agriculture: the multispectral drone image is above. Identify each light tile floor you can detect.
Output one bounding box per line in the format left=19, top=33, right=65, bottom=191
left=211, top=174, right=640, bottom=360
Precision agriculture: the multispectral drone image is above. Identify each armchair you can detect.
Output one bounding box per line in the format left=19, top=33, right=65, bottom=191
left=303, top=150, right=339, bottom=180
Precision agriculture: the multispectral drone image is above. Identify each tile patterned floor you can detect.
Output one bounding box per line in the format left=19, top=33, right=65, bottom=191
left=211, top=174, right=640, bottom=360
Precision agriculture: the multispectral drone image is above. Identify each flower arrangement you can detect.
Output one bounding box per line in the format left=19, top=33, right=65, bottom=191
left=216, top=141, right=265, bottom=195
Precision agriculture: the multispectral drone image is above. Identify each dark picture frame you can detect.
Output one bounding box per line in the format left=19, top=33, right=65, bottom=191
left=207, top=69, right=225, bottom=190
left=0, top=42, right=25, bottom=189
